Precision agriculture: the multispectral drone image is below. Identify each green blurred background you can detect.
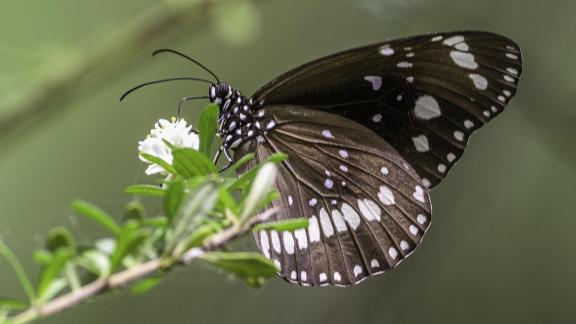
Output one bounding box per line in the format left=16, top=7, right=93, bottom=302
left=1, top=0, right=575, bottom=323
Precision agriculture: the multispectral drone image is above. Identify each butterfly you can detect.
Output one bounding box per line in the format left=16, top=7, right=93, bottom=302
left=123, top=31, right=522, bottom=287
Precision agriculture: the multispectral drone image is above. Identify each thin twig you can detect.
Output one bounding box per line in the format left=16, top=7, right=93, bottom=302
left=9, top=207, right=277, bottom=324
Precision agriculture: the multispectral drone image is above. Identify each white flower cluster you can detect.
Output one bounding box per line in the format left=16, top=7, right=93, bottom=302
left=138, top=118, right=199, bottom=175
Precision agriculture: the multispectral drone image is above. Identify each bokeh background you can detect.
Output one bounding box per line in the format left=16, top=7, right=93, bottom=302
left=1, top=0, right=575, bottom=323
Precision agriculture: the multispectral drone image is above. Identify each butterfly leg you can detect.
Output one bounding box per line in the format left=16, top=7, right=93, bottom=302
left=214, top=145, right=234, bottom=173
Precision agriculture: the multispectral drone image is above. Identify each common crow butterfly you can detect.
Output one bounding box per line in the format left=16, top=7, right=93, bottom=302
left=123, top=31, right=522, bottom=287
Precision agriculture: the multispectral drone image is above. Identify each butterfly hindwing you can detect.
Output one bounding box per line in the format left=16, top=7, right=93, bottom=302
left=252, top=31, right=522, bottom=188
left=236, top=106, right=432, bottom=286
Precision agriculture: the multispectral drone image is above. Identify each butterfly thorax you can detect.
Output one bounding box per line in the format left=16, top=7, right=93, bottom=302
left=209, top=83, right=270, bottom=150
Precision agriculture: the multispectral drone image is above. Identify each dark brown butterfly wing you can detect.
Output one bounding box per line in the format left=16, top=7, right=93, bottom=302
left=236, top=106, right=432, bottom=286
left=251, top=31, right=522, bottom=188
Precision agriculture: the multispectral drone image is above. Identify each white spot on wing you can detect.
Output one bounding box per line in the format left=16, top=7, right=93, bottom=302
left=455, top=42, right=469, bottom=51
left=294, top=228, right=308, bottom=250
left=450, top=51, right=478, bottom=69
left=322, top=129, right=333, bottom=138
left=388, top=247, right=398, bottom=260
left=300, top=271, right=307, bottom=281
left=260, top=231, right=270, bottom=258
left=406, top=76, right=414, bottom=83
left=397, top=62, right=413, bottom=68
left=283, top=231, right=295, bottom=255
left=417, top=214, right=427, bottom=225
left=290, top=271, right=297, bottom=280
left=447, top=153, right=456, bottom=163
left=506, top=53, right=519, bottom=60
left=339, top=150, right=349, bottom=158
left=331, top=209, right=347, bottom=233
left=469, top=73, right=488, bottom=90
left=288, top=195, right=293, bottom=206
left=319, top=273, right=327, bottom=282
left=412, top=135, right=430, bottom=152
left=364, top=75, right=382, bottom=91
left=413, top=185, right=425, bottom=203
left=371, top=259, right=380, bottom=268
left=400, top=240, right=409, bottom=251
left=438, top=163, right=447, bottom=173
left=341, top=203, right=361, bottom=230
left=414, top=95, right=441, bottom=120
left=409, top=224, right=419, bottom=236
left=379, top=45, right=394, bottom=56
left=358, top=199, right=381, bottom=221
left=372, top=114, right=382, bottom=122
left=319, top=208, right=334, bottom=238
left=381, top=167, right=389, bottom=175
left=324, top=178, right=334, bottom=189
left=503, top=75, right=515, bottom=82
left=443, top=35, right=464, bottom=46
left=308, top=216, right=320, bottom=243
left=453, top=131, right=464, bottom=142
left=333, top=272, right=342, bottom=282
left=431, top=35, right=443, bottom=42
left=464, top=120, right=474, bottom=129
left=378, top=186, right=395, bottom=205
left=271, top=231, right=281, bottom=253
left=507, top=67, right=519, bottom=75
left=309, top=198, right=317, bottom=207
left=339, top=165, right=349, bottom=172
left=353, top=265, right=363, bottom=277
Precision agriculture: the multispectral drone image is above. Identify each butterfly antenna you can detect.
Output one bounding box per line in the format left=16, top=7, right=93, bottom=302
left=153, top=49, right=221, bottom=84
left=119, top=77, right=213, bottom=101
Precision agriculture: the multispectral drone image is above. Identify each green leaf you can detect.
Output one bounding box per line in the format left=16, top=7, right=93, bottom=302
left=164, top=178, right=185, bottom=223
left=124, top=184, right=165, bottom=197
left=0, top=298, right=28, bottom=311
left=130, top=276, right=162, bottom=295
left=172, top=148, right=218, bottom=177
left=228, top=153, right=254, bottom=172
left=239, top=163, right=278, bottom=221
left=46, top=227, right=76, bottom=254
left=198, top=103, right=219, bottom=156
left=217, top=187, right=239, bottom=215
left=201, top=252, right=278, bottom=285
left=110, top=221, right=148, bottom=271
left=0, top=240, right=36, bottom=302
left=139, top=153, right=177, bottom=175
left=37, top=248, right=72, bottom=302
left=75, top=250, right=111, bottom=277
left=183, top=222, right=221, bottom=250
left=142, top=217, right=168, bottom=229
left=226, top=153, right=287, bottom=191
left=33, top=250, right=53, bottom=266
left=71, top=200, right=121, bottom=235
left=167, top=182, right=219, bottom=257
left=253, top=217, right=309, bottom=232
left=123, top=201, right=146, bottom=223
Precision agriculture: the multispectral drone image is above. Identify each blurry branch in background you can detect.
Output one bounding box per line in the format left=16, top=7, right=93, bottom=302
left=0, top=0, right=262, bottom=144
left=0, top=105, right=302, bottom=323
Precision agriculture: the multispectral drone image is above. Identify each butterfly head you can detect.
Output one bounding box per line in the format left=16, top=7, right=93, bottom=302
left=209, top=83, right=233, bottom=105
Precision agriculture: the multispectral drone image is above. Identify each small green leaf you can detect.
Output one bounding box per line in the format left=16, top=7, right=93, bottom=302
left=37, top=248, right=72, bottom=301
left=172, top=148, right=218, bottom=177
left=139, top=153, right=177, bottom=175
left=217, top=187, right=239, bottom=215
left=226, top=153, right=287, bottom=191
left=124, top=184, right=165, bottom=197
left=201, top=252, right=278, bottom=279
left=167, top=182, right=219, bottom=257
left=76, top=250, right=111, bottom=277
left=110, top=221, right=148, bottom=271
left=183, top=222, right=221, bottom=249
left=228, top=153, right=254, bottom=172
left=253, top=217, right=309, bottom=232
left=164, top=178, right=185, bottom=223
left=71, top=200, right=121, bottom=235
left=0, top=240, right=36, bottom=303
left=33, top=250, right=53, bottom=266
left=123, top=201, right=146, bottom=223
left=0, top=298, right=28, bottom=310
left=130, top=276, right=163, bottom=295
left=46, top=227, right=76, bottom=254
left=239, top=163, right=278, bottom=221
left=142, top=217, right=168, bottom=229
left=199, top=103, right=219, bottom=156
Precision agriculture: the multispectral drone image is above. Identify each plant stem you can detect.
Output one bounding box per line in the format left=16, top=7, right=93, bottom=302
left=9, top=207, right=277, bottom=324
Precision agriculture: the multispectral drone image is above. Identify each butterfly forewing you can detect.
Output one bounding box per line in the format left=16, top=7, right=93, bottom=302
left=236, top=106, right=432, bottom=286
left=252, top=31, right=522, bottom=188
